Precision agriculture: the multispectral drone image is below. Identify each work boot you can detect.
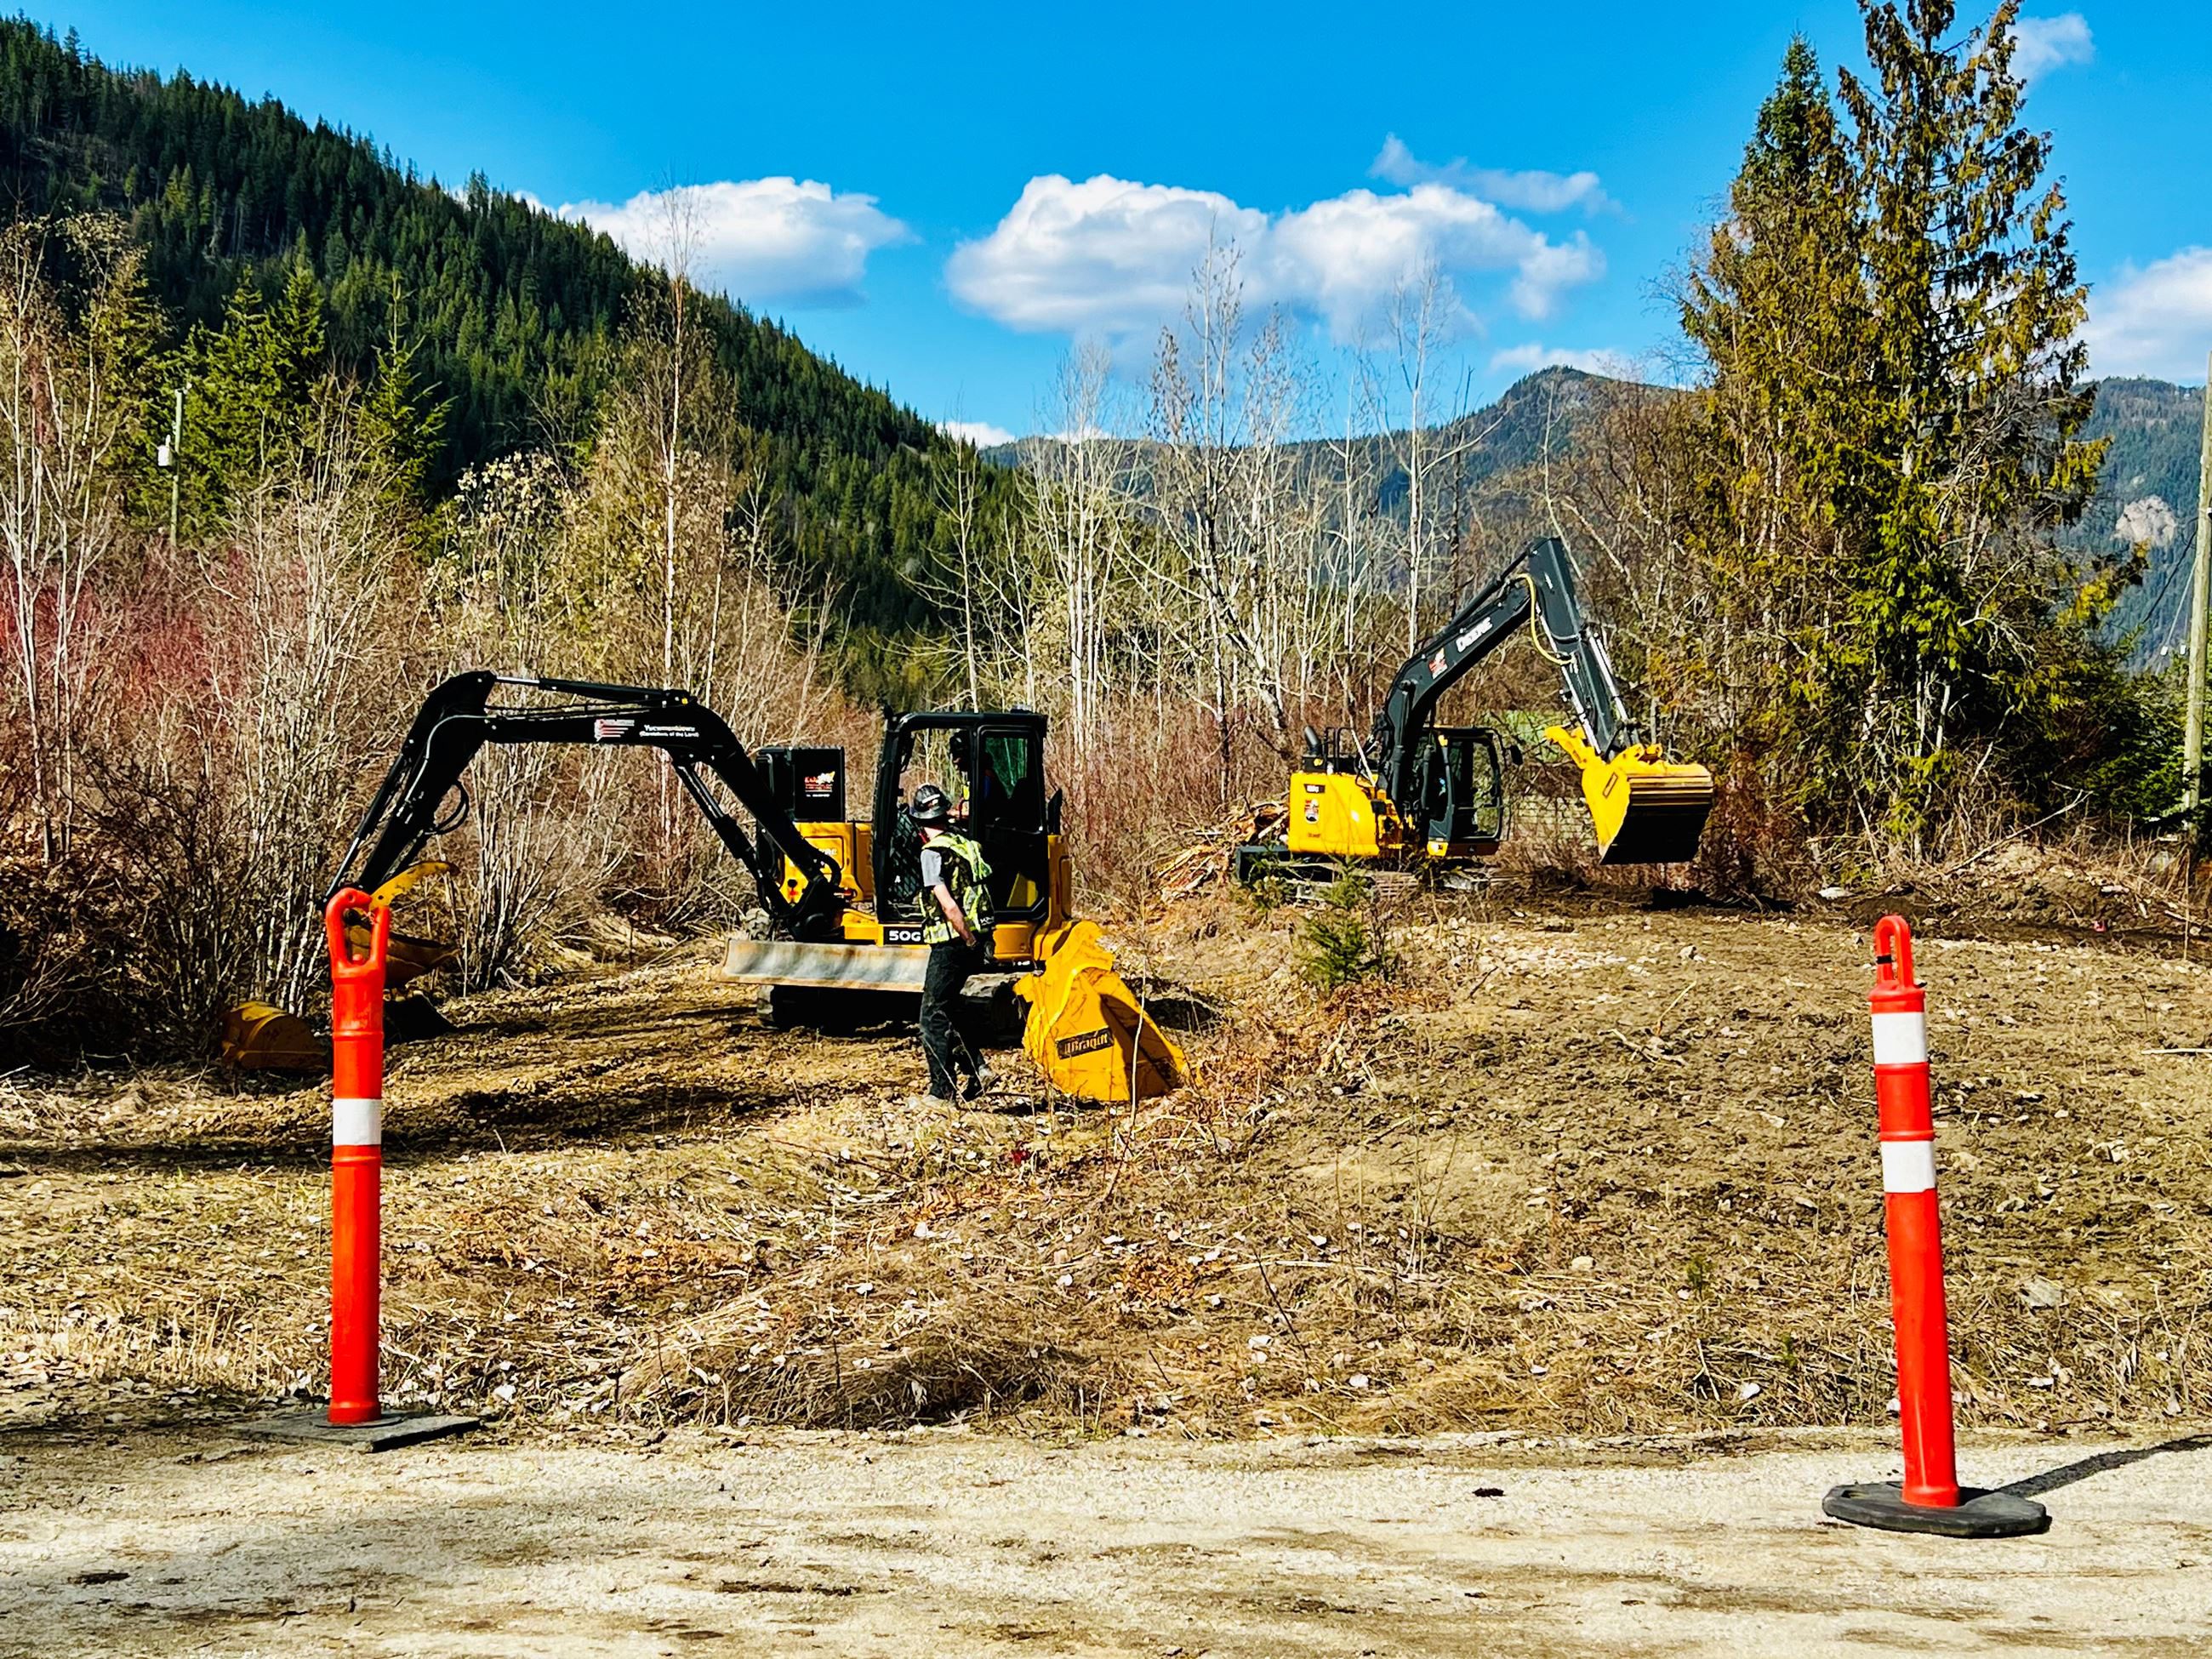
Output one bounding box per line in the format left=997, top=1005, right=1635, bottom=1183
left=905, top=1092, right=957, bottom=1113
left=964, top=1063, right=999, bottom=1100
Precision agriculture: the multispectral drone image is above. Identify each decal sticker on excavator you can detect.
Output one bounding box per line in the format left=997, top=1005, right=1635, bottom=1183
left=1304, top=800, right=1320, bottom=822
left=884, top=925, right=925, bottom=945
left=641, top=725, right=698, bottom=740
left=1055, top=1027, right=1113, bottom=1058
left=1303, top=782, right=1325, bottom=794
left=593, top=718, right=634, bottom=741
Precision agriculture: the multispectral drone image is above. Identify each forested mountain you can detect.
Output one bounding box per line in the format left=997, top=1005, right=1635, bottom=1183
left=2067, top=378, right=2203, bottom=664
left=1010, top=360, right=2196, bottom=666
left=1417, top=368, right=2202, bottom=670
left=0, top=17, right=966, bottom=692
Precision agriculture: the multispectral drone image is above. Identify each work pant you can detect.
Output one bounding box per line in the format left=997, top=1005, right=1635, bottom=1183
left=920, top=938, right=985, bottom=1100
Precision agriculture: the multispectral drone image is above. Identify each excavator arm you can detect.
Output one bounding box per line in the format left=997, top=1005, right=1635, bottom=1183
left=329, top=670, right=847, bottom=941
left=1368, top=536, right=1712, bottom=865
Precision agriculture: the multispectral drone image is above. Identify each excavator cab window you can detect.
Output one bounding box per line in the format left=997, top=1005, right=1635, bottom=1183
left=1421, top=727, right=1506, bottom=854
left=874, top=712, right=1052, bottom=926
left=968, top=727, right=1051, bottom=920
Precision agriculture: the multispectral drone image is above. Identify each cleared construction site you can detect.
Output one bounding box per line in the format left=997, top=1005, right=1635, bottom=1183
left=8, top=854, right=2212, bottom=1651
left=7, top=1, right=2212, bottom=1652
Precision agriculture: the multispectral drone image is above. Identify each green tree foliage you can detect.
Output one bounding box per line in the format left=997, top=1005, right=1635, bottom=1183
left=1673, top=3, right=2138, bottom=847
left=1297, top=872, right=1394, bottom=990
left=175, top=265, right=327, bottom=524
left=0, top=18, right=970, bottom=694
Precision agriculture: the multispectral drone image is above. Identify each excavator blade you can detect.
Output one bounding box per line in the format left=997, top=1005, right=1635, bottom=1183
left=1016, top=921, right=1191, bottom=1103
left=1547, top=726, right=1715, bottom=867
left=721, top=938, right=930, bottom=991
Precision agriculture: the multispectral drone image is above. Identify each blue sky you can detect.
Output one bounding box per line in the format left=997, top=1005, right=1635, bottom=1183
left=55, top=2, right=2212, bottom=439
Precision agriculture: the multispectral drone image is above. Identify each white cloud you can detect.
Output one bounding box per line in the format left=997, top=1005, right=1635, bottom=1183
left=1488, top=341, right=1631, bottom=379
left=551, top=179, right=909, bottom=308
left=2009, top=13, right=2095, bottom=83
left=2083, top=248, right=2212, bottom=380
left=1370, top=134, right=1611, bottom=214
left=946, top=173, right=1602, bottom=343
left=940, top=419, right=1018, bottom=448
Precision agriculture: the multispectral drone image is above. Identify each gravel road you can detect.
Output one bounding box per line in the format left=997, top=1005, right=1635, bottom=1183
left=5, top=1422, right=2209, bottom=1656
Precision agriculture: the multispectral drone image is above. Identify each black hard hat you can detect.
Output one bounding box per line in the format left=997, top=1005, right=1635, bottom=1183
left=909, top=783, right=951, bottom=825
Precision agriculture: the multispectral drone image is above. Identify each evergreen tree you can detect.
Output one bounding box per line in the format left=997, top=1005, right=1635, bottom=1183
left=176, top=263, right=329, bottom=527
left=0, top=17, right=984, bottom=695
left=1674, top=2, right=2130, bottom=846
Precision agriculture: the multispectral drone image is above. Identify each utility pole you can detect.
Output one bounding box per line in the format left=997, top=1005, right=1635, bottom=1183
left=158, top=383, right=185, bottom=545
left=2188, top=350, right=2212, bottom=848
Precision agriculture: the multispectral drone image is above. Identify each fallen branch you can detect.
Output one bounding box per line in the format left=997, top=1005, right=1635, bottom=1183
left=1939, top=792, right=2088, bottom=878
left=1610, top=1029, right=1686, bottom=1067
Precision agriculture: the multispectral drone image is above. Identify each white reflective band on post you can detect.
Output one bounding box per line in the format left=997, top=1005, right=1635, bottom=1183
left=1880, top=1138, right=1937, bottom=1194
left=333, top=1097, right=383, bottom=1147
left=1870, top=1011, right=1927, bottom=1066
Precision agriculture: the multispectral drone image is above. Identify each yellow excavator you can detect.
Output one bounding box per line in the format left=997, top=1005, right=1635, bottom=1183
left=1237, top=535, right=1713, bottom=881
left=224, top=672, right=1186, bottom=1103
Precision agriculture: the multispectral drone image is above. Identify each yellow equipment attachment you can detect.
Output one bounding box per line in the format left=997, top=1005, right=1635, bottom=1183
left=221, top=1001, right=328, bottom=1070
left=219, top=863, right=453, bottom=1069
left=1546, top=726, right=1715, bottom=866
left=1016, top=921, right=1191, bottom=1103
left=349, top=862, right=456, bottom=989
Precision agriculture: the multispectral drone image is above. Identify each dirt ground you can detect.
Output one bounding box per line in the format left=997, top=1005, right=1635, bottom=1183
left=5, top=855, right=2209, bottom=1440
left=7, top=1419, right=2212, bottom=1656
left=6, top=856, right=2212, bottom=1648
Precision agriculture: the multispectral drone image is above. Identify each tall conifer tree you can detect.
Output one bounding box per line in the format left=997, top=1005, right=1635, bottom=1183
left=1676, top=1, right=2126, bottom=846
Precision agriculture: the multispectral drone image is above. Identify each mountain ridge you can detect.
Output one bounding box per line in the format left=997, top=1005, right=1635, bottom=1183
left=0, top=16, right=967, bottom=694
left=989, top=363, right=2201, bottom=661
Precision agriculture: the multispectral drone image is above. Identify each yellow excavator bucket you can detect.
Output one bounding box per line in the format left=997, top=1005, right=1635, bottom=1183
left=1546, top=726, right=1715, bottom=866
left=221, top=1001, right=329, bottom=1069
left=1016, top=921, right=1191, bottom=1103
left=349, top=862, right=457, bottom=989
left=219, top=863, right=453, bottom=1069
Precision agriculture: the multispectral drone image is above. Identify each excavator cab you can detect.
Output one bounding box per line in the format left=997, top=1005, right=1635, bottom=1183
left=1417, top=727, right=1506, bottom=859
left=872, top=711, right=1062, bottom=949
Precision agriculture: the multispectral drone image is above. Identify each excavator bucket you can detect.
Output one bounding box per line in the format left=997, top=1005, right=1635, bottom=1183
left=1547, top=727, right=1715, bottom=866
left=1015, top=921, right=1191, bottom=1103
left=221, top=1001, right=329, bottom=1070
left=348, top=862, right=456, bottom=989
left=219, top=864, right=453, bottom=1069
left=348, top=924, right=455, bottom=989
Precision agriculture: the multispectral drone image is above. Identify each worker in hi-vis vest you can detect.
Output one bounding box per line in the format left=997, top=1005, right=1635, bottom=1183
left=907, top=783, right=997, bottom=1109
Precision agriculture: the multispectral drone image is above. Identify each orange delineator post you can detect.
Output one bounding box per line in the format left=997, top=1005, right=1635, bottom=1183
left=326, top=888, right=388, bottom=1427
left=1821, top=915, right=2047, bottom=1536
left=1867, top=914, right=1957, bottom=1508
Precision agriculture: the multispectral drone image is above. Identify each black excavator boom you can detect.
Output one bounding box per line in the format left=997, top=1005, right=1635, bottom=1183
left=329, top=671, right=845, bottom=941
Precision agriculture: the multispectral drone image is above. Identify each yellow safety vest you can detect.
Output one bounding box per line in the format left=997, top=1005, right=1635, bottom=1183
left=922, top=830, right=992, bottom=944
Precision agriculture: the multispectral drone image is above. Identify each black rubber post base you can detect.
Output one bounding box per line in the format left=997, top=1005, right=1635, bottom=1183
left=237, top=1405, right=480, bottom=1453
left=1822, top=1480, right=2050, bottom=1538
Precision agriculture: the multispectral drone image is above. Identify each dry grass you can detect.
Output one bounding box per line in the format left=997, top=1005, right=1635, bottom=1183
left=3, top=867, right=2210, bottom=1443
